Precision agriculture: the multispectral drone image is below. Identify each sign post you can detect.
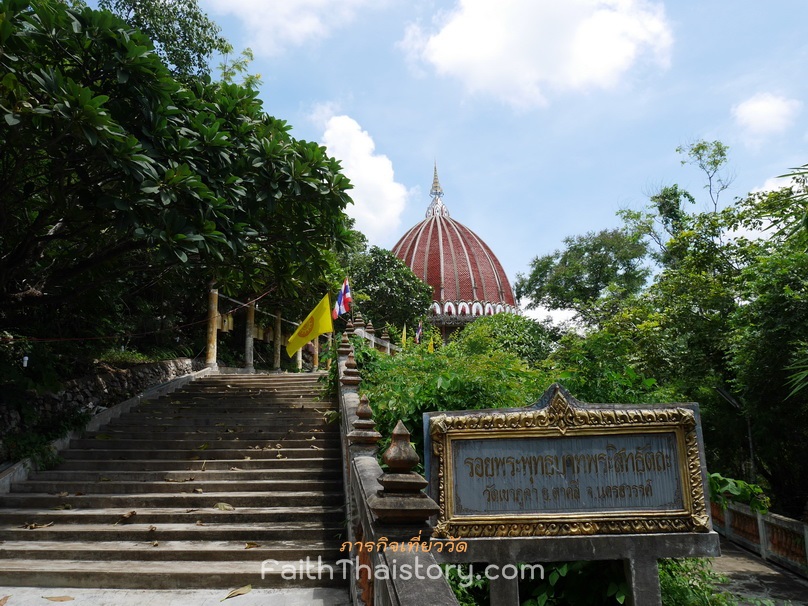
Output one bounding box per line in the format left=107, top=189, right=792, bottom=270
left=424, top=384, right=720, bottom=606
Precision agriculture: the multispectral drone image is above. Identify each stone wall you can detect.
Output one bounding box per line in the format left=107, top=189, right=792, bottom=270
left=1, top=358, right=194, bottom=440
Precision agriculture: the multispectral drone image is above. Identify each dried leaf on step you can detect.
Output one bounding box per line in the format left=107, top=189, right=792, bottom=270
left=229, top=467, right=242, bottom=471
left=0, top=595, right=9, bottom=606
left=51, top=504, right=72, bottom=511
left=152, top=541, right=159, bottom=547
left=221, top=585, right=252, bottom=601
left=276, top=454, right=285, bottom=459
left=245, top=542, right=260, bottom=549
left=185, top=508, right=198, bottom=513
left=307, top=436, right=316, bottom=441
left=311, top=445, right=322, bottom=450
left=99, top=477, right=111, bottom=482
left=197, top=443, right=210, bottom=451
left=214, top=502, right=235, bottom=511
left=57, top=491, right=69, bottom=497
left=20, top=521, right=53, bottom=529
left=94, top=434, right=112, bottom=440
left=275, top=443, right=282, bottom=449
left=201, top=460, right=207, bottom=472
left=243, top=456, right=251, bottom=461
left=196, top=520, right=205, bottom=526
left=193, top=488, right=204, bottom=494
left=114, top=511, right=137, bottom=525
left=43, top=597, right=74, bottom=602
left=215, top=422, right=225, bottom=427
left=148, top=525, right=157, bottom=532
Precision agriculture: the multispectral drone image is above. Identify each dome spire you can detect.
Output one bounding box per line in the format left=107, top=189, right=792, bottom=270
left=426, top=162, right=450, bottom=218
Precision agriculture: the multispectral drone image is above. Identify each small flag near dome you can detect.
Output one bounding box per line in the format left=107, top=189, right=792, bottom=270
left=415, top=321, right=423, bottom=344
left=332, top=278, right=352, bottom=319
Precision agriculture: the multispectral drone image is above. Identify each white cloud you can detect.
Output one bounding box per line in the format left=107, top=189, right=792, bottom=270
left=521, top=300, right=579, bottom=328
left=732, top=93, right=802, bottom=140
left=751, top=175, right=796, bottom=194
left=204, top=0, right=374, bottom=56
left=400, top=0, right=672, bottom=109
left=315, top=111, right=409, bottom=245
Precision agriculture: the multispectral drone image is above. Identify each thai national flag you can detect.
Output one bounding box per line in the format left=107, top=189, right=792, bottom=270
left=332, top=278, right=352, bottom=319
left=415, top=321, right=423, bottom=344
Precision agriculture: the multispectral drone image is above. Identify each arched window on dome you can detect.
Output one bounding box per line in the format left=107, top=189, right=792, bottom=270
left=472, top=302, right=483, bottom=317
left=458, top=302, right=470, bottom=316
left=430, top=302, right=441, bottom=316
left=443, top=302, right=456, bottom=316
left=495, top=304, right=504, bottom=314
left=484, top=303, right=494, bottom=316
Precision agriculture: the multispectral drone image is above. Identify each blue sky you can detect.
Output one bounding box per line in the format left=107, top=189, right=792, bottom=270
left=153, top=2, right=808, bottom=302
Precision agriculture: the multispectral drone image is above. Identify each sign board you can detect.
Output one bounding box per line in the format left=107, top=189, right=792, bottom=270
left=425, top=384, right=711, bottom=539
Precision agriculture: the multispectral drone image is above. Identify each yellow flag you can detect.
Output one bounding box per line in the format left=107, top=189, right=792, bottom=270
left=428, top=336, right=434, bottom=354
left=401, top=325, right=407, bottom=350
left=286, top=294, right=333, bottom=358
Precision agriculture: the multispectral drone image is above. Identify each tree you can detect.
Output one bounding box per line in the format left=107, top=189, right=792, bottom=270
left=97, top=0, right=229, bottom=77
left=0, top=0, right=353, bottom=371
left=348, top=246, right=432, bottom=331
left=451, top=313, right=558, bottom=368
left=515, top=227, right=650, bottom=318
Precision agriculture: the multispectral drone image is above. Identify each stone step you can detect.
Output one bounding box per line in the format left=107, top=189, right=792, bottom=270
left=0, top=506, right=345, bottom=525
left=0, top=373, right=347, bottom=592
left=31, top=469, right=342, bottom=482
left=82, top=429, right=334, bottom=440
left=68, top=438, right=340, bottom=450
left=53, top=457, right=340, bottom=472
left=110, top=417, right=333, bottom=428
left=12, top=479, right=344, bottom=494
left=131, top=404, right=336, bottom=413
left=0, top=490, right=341, bottom=509
left=59, top=447, right=340, bottom=460
left=0, top=522, right=342, bottom=542
left=0, top=559, right=349, bottom=589
left=0, top=539, right=343, bottom=561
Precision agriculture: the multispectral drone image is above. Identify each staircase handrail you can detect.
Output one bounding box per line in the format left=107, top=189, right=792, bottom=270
left=336, top=337, right=458, bottom=605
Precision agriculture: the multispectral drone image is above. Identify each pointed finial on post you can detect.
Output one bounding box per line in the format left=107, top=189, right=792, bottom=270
left=371, top=420, right=440, bottom=524
left=340, top=351, right=361, bottom=386
left=382, top=421, right=420, bottom=472
left=345, top=320, right=355, bottom=336
left=365, top=320, right=375, bottom=336
left=338, top=332, right=352, bottom=356
left=348, top=395, right=381, bottom=445
left=354, top=311, right=365, bottom=329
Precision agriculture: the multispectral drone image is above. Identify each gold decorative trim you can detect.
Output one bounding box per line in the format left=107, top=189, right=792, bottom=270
left=429, top=384, right=710, bottom=538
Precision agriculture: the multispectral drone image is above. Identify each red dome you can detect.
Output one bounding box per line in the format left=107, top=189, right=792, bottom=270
left=392, top=167, right=517, bottom=323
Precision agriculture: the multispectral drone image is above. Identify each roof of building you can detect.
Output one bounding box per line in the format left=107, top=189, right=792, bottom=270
left=392, top=165, right=517, bottom=323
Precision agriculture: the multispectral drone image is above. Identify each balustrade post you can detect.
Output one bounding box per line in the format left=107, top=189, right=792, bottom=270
left=757, top=511, right=769, bottom=561
left=205, top=287, right=218, bottom=370
left=369, top=420, right=440, bottom=525
left=312, top=339, right=319, bottom=370
left=273, top=309, right=282, bottom=370
left=340, top=351, right=361, bottom=387
left=348, top=395, right=381, bottom=460
left=244, top=301, right=255, bottom=373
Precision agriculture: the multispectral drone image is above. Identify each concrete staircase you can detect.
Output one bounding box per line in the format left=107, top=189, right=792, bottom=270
left=0, top=373, right=349, bottom=590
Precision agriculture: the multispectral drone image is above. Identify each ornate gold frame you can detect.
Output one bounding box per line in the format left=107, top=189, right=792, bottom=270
left=429, top=386, right=710, bottom=538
